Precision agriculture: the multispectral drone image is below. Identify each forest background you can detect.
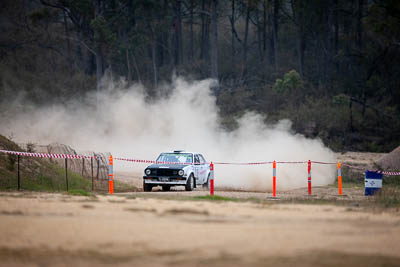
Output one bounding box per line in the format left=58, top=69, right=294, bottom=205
left=1, top=0, right=399, bottom=152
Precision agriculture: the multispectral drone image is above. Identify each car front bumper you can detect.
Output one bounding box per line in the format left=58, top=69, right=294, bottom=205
left=143, top=176, right=187, bottom=185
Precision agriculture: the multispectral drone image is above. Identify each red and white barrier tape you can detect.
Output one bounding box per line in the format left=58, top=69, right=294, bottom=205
left=116, top=157, right=400, bottom=176
left=276, top=161, right=307, bottom=164
left=342, top=163, right=365, bottom=170
left=342, top=163, right=400, bottom=175
left=212, top=161, right=273, bottom=165
left=311, top=161, right=336, bottom=165
left=114, top=157, right=192, bottom=165
left=213, top=161, right=307, bottom=165
left=1, top=149, right=399, bottom=176
left=376, top=171, right=400, bottom=175
left=0, top=149, right=95, bottom=159
left=115, top=157, right=400, bottom=176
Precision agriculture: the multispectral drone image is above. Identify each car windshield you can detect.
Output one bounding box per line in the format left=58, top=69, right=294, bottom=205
left=156, top=153, right=193, bottom=164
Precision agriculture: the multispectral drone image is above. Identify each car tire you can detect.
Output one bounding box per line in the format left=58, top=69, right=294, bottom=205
left=185, top=174, right=194, bottom=191
left=162, top=185, right=171, bottom=191
left=143, top=181, right=152, bottom=192
left=204, top=174, right=210, bottom=189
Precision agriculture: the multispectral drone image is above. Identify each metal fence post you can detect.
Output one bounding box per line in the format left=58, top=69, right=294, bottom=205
left=65, top=158, right=69, bottom=191
left=308, top=160, right=312, bottom=195
left=96, top=159, right=100, bottom=180
left=91, top=157, right=94, bottom=191
left=82, top=158, right=85, bottom=177
left=17, top=155, right=20, bottom=191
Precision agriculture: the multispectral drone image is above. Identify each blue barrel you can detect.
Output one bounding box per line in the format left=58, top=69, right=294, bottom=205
left=365, top=171, right=383, bottom=196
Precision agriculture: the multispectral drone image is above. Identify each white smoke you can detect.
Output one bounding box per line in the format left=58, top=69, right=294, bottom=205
left=1, top=77, right=336, bottom=191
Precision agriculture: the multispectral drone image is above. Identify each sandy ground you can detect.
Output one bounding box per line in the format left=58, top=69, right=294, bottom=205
left=0, top=191, right=399, bottom=267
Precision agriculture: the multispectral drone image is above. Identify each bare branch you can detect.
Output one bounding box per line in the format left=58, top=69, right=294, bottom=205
left=59, top=35, right=96, bottom=56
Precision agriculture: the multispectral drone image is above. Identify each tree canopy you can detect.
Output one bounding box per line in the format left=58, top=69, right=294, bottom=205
left=0, top=0, right=399, bottom=152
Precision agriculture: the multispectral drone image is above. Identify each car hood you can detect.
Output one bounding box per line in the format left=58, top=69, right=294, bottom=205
left=146, top=164, right=190, bottom=169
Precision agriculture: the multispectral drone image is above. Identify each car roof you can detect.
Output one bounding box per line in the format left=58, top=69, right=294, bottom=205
left=163, top=151, right=196, bottom=154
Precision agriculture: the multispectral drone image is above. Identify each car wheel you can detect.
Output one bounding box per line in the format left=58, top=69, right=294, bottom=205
left=143, top=181, right=152, bottom=192
left=185, top=174, right=194, bottom=191
left=162, top=185, right=171, bottom=191
left=204, top=174, right=210, bottom=189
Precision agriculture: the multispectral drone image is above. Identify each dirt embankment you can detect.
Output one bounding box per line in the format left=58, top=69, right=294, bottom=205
left=336, top=151, right=385, bottom=168
left=0, top=192, right=399, bottom=267
left=376, top=146, right=400, bottom=171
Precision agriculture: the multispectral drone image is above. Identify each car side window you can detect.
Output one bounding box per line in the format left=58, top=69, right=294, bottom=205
left=194, top=154, right=200, bottom=164
left=199, top=154, right=206, bottom=164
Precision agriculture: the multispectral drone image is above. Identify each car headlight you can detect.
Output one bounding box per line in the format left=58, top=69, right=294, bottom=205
left=145, top=169, right=151, bottom=175
left=178, top=170, right=184, bottom=176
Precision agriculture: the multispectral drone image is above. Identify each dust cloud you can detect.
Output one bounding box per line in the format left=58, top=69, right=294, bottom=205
left=0, top=77, right=336, bottom=191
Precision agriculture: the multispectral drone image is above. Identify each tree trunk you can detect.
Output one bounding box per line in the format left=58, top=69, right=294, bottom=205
left=255, top=5, right=263, bottom=59
left=77, top=23, right=95, bottom=76
left=326, top=1, right=335, bottom=82
left=93, top=0, right=105, bottom=92
left=349, top=99, right=354, bottom=132
left=291, top=0, right=305, bottom=76
left=145, top=5, right=158, bottom=88
left=297, top=32, right=305, bottom=76
left=152, top=39, right=158, bottom=88
left=210, top=0, right=219, bottom=93
left=157, top=0, right=169, bottom=67
left=189, top=0, right=194, bottom=63
left=125, top=48, right=132, bottom=83
left=272, top=0, right=279, bottom=71
left=231, top=0, right=235, bottom=67
left=200, top=0, right=210, bottom=61
left=95, top=47, right=104, bottom=90
left=268, top=1, right=275, bottom=66
left=255, top=5, right=264, bottom=62
left=242, top=2, right=250, bottom=78
left=263, top=1, right=267, bottom=59
left=356, top=0, right=364, bottom=50
left=130, top=50, right=142, bottom=84
left=63, top=10, right=72, bottom=68
left=156, top=34, right=165, bottom=67
left=173, top=0, right=183, bottom=66
left=334, top=0, right=339, bottom=71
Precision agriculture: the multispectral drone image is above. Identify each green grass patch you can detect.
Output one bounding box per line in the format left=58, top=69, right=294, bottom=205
left=54, top=166, right=92, bottom=191
left=0, top=156, right=93, bottom=192
left=342, top=168, right=364, bottom=184
left=371, top=186, right=400, bottom=208
left=329, top=181, right=364, bottom=189
left=113, top=180, right=138, bottom=193
left=192, top=195, right=240, bottom=202
left=328, top=168, right=365, bottom=189
left=67, top=189, right=94, bottom=197
left=122, top=193, right=242, bottom=203
left=383, top=175, right=400, bottom=188
left=281, top=198, right=346, bottom=206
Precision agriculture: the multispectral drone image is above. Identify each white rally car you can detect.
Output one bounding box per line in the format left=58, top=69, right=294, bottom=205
left=143, top=151, right=210, bottom=192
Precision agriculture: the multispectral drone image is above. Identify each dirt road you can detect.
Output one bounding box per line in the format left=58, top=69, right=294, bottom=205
left=0, top=191, right=399, bottom=267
